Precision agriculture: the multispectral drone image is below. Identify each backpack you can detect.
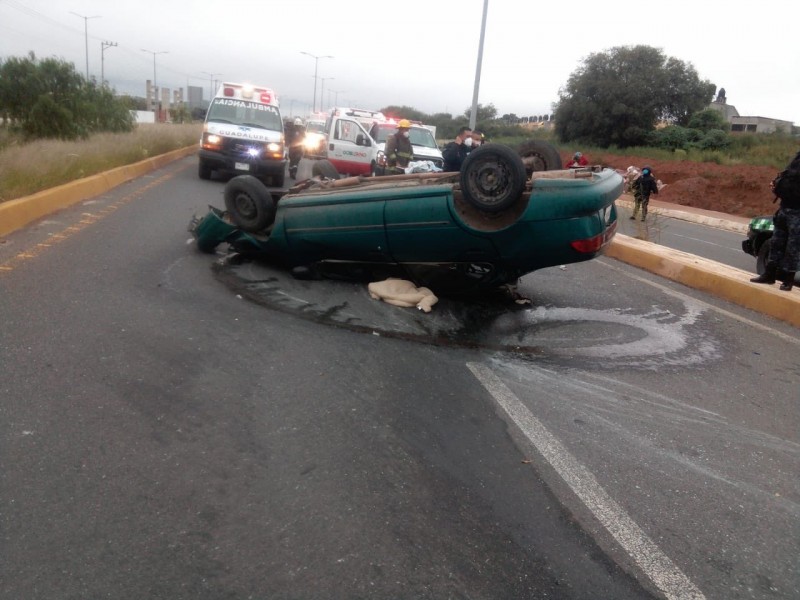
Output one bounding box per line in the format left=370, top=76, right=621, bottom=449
left=772, top=152, right=800, bottom=205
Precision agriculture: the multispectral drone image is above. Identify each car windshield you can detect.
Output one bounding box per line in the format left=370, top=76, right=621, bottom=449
left=306, top=121, right=326, bottom=134
left=373, top=125, right=437, bottom=149
left=206, top=98, right=282, bottom=132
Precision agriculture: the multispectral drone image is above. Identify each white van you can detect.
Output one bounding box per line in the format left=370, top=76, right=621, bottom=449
left=369, top=120, right=444, bottom=174
left=198, top=82, right=287, bottom=187
left=321, top=107, right=385, bottom=176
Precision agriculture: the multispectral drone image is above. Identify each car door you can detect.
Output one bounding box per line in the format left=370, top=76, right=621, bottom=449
left=326, top=118, right=374, bottom=176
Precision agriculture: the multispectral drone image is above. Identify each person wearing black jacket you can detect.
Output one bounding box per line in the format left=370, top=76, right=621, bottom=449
left=630, top=166, right=659, bottom=221
left=442, top=127, right=472, bottom=172
left=750, top=150, right=800, bottom=291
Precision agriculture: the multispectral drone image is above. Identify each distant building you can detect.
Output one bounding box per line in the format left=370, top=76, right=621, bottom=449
left=708, top=89, right=794, bottom=133
left=187, top=85, right=204, bottom=110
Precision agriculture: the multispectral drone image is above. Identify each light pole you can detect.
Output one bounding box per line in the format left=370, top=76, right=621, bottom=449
left=469, top=0, right=489, bottom=130
left=329, top=89, right=345, bottom=108
left=201, top=71, right=222, bottom=103
left=319, top=77, right=334, bottom=112
left=141, top=49, right=168, bottom=115
left=101, top=40, right=117, bottom=86
left=70, top=12, right=100, bottom=81
left=300, top=52, right=333, bottom=113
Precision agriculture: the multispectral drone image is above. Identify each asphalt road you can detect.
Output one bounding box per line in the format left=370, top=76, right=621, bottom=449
left=1, top=156, right=798, bottom=600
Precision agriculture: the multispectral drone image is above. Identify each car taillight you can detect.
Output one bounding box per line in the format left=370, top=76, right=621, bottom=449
left=571, top=220, right=617, bottom=253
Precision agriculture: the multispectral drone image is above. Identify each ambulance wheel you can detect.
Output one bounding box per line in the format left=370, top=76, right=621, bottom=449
left=312, top=160, right=339, bottom=180
left=460, top=143, right=526, bottom=213
left=224, top=175, right=276, bottom=233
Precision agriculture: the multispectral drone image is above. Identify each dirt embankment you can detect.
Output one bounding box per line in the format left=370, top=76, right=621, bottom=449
left=561, top=153, right=781, bottom=218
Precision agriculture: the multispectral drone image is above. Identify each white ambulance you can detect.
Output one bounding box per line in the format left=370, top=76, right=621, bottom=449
left=321, top=107, right=386, bottom=176
left=198, top=82, right=287, bottom=187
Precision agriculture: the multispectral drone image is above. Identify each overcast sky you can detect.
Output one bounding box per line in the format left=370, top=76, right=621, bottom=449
left=2, top=0, right=799, bottom=125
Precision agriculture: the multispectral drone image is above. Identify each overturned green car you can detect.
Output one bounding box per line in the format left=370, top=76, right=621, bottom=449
left=189, top=142, right=623, bottom=293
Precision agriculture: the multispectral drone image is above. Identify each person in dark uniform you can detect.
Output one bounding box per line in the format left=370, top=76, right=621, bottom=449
left=750, top=150, right=800, bottom=291
left=442, top=126, right=472, bottom=172
left=630, top=166, right=659, bottom=221
left=287, top=117, right=305, bottom=179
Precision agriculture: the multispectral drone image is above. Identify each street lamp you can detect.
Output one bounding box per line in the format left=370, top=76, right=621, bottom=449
left=141, top=49, right=168, bottom=115
left=201, top=72, right=222, bottom=103
left=319, top=77, right=334, bottom=112
left=469, top=0, right=489, bottom=130
left=101, top=41, right=117, bottom=86
left=300, top=51, right=333, bottom=113
left=70, top=12, right=100, bottom=81
left=329, top=89, right=346, bottom=108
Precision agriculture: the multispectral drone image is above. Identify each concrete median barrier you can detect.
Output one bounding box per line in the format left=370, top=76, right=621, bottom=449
left=0, top=145, right=197, bottom=238
left=606, top=235, right=800, bottom=327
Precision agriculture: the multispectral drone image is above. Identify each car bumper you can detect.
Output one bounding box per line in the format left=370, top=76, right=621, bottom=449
left=199, top=149, right=286, bottom=177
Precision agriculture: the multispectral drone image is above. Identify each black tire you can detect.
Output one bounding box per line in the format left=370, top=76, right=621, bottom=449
left=460, top=143, right=526, bottom=213
left=312, top=159, right=339, bottom=180
left=517, top=139, right=562, bottom=174
left=224, top=175, right=276, bottom=233
left=755, top=238, right=770, bottom=275
left=198, top=159, right=212, bottom=180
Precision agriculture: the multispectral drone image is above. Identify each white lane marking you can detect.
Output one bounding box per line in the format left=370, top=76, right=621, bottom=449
left=597, top=259, right=800, bottom=346
left=667, top=232, right=742, bottom=253
left=467, top=362, right=706, bottom=600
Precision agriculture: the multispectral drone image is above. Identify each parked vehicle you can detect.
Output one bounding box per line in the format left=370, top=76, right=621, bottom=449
left=302, top=115, right=327, bottom=159
left=741, top=215, right=800, bottom=283
left=189, top=141, right=621, bottom=294
left=198, top=82, right=287, bottom=187
left=314, top=107, right=386, bottom=176
left=369, top=120, right=444, bottom=174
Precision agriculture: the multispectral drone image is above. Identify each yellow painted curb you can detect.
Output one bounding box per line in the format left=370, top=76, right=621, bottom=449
left=607, top=235, right=800, bottom=327
left=0, top=145, right=197, bottom=238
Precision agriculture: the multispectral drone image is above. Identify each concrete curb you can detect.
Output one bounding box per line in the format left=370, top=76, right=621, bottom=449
left=615, top=197, right=750, bottom=234
left=0, top=145, right=197, bottom=238
left=606, top=235, right=800, bottom=327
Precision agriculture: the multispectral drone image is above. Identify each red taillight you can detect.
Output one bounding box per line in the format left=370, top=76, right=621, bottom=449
left=570, top=220, right=617, bottom=254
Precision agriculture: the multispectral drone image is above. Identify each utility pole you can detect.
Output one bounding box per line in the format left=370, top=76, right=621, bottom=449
left=201, top=72, right=222, bottom=103
left=70, top=12, right=100, bottom=81
left=101, top=41, right=117, bottom=86
left=141, top=49, right=168, bottom=116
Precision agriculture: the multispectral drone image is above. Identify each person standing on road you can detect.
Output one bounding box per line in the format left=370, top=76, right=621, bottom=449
left=384, top=119, right=414, bottom=175
left=442, top=127, right=473, bottom=172
left=630, top=166, right=659, bottom=221
left=287, top=118, right=305, bottom=179
left=750, top=150, right=800, bottom=291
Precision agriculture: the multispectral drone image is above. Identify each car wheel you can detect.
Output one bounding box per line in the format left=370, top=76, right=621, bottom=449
left=198, top=159, right=212, bottom=180
left=460, top=143, right=526, bottom=213
left=755, top=238, right=771, bottom=275
left=312, top=160, right=340, bottom=180
left=224, top=175, right=276, bottom=233
left=517, top=139, right=562, bottom=174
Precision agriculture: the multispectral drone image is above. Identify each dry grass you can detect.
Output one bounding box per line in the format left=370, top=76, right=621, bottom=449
left=0, top=123, right=202, bottom=203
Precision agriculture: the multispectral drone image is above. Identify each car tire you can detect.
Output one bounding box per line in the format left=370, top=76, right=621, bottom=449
left=460, top=143, right=527, bottom=213
left=224, top=175, right=276, bottom=233
left=312, top=160, right=340, bottom=180
left=198, top=159, right=212, bottom=180
left=517, top=139, right=562, bottom=174
left=755, top=238, right=770, bottom=275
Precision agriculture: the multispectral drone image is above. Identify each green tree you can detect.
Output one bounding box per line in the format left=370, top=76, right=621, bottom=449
left=0, top=52, right=133, bottom=140
left=554, top=45, right=716, bottom=147
left=463, top=103, right=497, bottom=122
left=687, top=108, right=728, bottom=132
